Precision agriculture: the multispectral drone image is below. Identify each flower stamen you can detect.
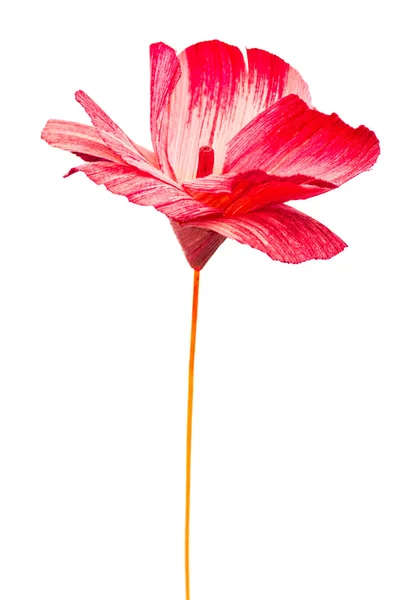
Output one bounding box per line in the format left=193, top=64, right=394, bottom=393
left=196, top=146, right=214, bottom=178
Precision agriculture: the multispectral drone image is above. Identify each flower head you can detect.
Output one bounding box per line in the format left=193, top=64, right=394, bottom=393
left=41, top=41, right=380, bottom=269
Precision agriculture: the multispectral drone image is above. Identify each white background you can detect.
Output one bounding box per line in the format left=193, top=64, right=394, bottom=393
left=1, top=0, right=399, bottom=599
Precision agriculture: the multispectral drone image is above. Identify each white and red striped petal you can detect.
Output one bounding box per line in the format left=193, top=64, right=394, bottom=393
left=156, top=41, right=312, bottom=183
left=224, top=94, right=380, bottom=186
left=238, top=47, right=312, bottom=131
left=183, top=170, right=336, bottom=215
left=186, top=204, right=347, bottom=263
left=65, top=161, right=222, bottom=222
left=150, top=43, right=182, bottom=180
left=41, top=120, right=125, bottom=163
left=74, top=91, right=171, bottom=179
left=162, top=41, right=246, bottom=182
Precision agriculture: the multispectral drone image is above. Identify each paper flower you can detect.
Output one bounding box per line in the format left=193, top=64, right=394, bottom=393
left=41, top=41, right=379, bottom=271
left=41, top=41, right=380, bottom=600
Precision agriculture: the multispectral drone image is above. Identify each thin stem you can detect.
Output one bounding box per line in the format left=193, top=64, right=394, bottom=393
left=185, top=269, right=200, bottom=600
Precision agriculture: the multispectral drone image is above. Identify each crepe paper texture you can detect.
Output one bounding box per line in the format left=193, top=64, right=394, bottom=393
left=41, top=40, right=380, bottom=600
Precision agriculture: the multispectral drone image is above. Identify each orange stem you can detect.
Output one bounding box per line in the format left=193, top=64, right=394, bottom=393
left=185, top=269, right=200, bottom=600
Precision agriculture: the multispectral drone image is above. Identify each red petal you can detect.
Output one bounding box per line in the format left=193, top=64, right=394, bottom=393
left=41, top=120, right=124, bottom=163
left=186, top=204, right=347, bottom=263
left=65, top=162, right=221, bottom=222
left=183, top=170, right=336, bottom=215
left=160, top=41, right=311, bottom=183
left=150, top=43, right=181, bottom=180
left=224, top=94, right=380, bottom=186
left=75, top=90, right=165, bottom=177
left=170, top=221, right=225, bottom=270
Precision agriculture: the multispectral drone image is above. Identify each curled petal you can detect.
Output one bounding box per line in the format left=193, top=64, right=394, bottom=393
left=186, top=204, right=347, bottom=263
left=150, top=42, right=182, bottom=179
left=183, top=171, right=336, bottom=215
left=224, top=94, right=380, bottom=186
left=65, top=161, right=222, bottom=222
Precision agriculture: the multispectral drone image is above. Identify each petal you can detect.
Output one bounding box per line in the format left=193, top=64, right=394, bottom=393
left=224, top=94, right=380, bottom=186
left=75, top=90, right=168, bottom=178
left=65, top=161, right=222, bottom=222
left=162, top=41, right=246, bottom=182
left=159, top=41, right=311, bottom=182
left=186, top=204, right=347, bottom=263
left=183, top=170, right=336, bottom=215
left=170, top=221, right=225, bottom=270
left=150, top=42, right=182, bottom=179
left=41, top=120, right=124, bottom=163
left=239, top=47, right=311, bottom=129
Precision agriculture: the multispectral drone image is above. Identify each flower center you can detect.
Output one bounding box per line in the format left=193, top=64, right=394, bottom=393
left=196, top=146, right=214, bottom=178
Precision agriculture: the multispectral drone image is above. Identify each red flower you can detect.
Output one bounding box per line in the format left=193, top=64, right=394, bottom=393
left=41, top=41, right=379, bottom=270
